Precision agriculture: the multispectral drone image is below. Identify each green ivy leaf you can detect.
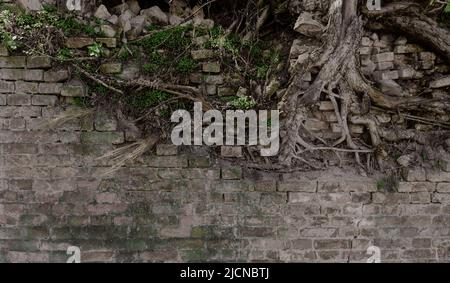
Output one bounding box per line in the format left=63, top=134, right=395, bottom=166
left=445, top=3, right=450, bottom=13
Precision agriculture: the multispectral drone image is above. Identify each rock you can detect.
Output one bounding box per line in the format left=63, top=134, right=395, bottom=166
left=293, top=12, right=324, bottom=37
left=378, top=79, right=403, bottom=96
left=192, top=5, right=205, bottom=19
left=170, top=0, right=189, bottom=17
left=130, top=15, right=147, bottom=35
left=108, top=15, right=119, bottom=25
left=394, top=36, right=407, bottom=45
left=100, top=25, right=116, bottom=38
left=18, top=0, right=42, bottom=11
left=119, top=10, right=134, bottom=33
left=94, top=4, right=111, bottom=20
left=141, top=6, right=168, bottom=25
left=193, top=18, right=214, bottom=29
left=430, top=76, right=450, bottom=88
left=112, top=3, right=129, bottom=15
left=370, top=33, right=379, bottom=41
left=119, top=62, right=140, bottom=80
left=169, top=15, right=184, bottom=26
left=127, top=0, right=141, bottom=15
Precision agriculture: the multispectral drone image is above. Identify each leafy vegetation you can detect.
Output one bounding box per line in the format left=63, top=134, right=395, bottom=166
left=177, top=57, right=198, bottom=74
left=87, top=42, right=103, bottom=57
left=230, top=96, right=257, bottom=110
left=129, top=90, right=171, bottom=111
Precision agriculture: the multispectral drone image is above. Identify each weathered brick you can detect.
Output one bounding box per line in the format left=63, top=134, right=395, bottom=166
left=314, top=239, right=351, bottom=250
left=202, top=62, right=220, bottom=73
left=31, top=95, right=58, bottom=106
left=0, top=69, right=24, bottom=80
left=0, top=80, right=15, bottom=93
left=99, top=63, right=122, bottom=74
left=436, top=182, right=450, bottom=193
left=0, top=95, right=5, bottom=106
left=427, top=170, right=450, bottom=182
left=221, top=146, right=242, bottom=157
left=410, top=192, right=431, bottom=204
left=38, top=83, right=63, bottom=94
left=372, top=192, right=410, bottom=204
left=398, top=182, right=435, bottom=192
left=27, top=56, right=51, bottom=69
left=221, top=167, right=242, bottom=180
left=65, top=37, right=94, bottom=49
left=289, top=192, right=315, bottom=203
left=278, top=181, right=316, bottom=192
left=0, top=56, right=26, bottom=68
left=188, top=156, right=210, bottom=168
left=204, top=75, right=223, bottom=85
left=373, top=52, right=394, bottom=63
left=0, top=44, right=8, bottom=56
left=80, top=132, right=124, bottom=145
left=156, top=144, right=178, bottom=156
left=7, top=94, right=31, bottom=105
left=43, top=69, right=69, bottom=82
left=191, top=49, right=214, bottom=60
left=15, top=81, right=38, bottom=93
left=61, top=85, right=85, bottom=97
left=94, top=111, right=117, bottom=131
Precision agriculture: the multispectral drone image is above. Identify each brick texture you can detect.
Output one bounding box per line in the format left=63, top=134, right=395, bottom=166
left=2, top=55, right=450, bottom=264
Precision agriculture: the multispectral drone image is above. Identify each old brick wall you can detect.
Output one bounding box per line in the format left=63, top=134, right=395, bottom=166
left=2, top=54, right=450, bottom=263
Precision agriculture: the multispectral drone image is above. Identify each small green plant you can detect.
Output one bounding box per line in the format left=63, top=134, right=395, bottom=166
left=130, top=90, right=171, bottom=110
left=91, top=84, right=109, bottom=96
left=177, top=57, right=197, bottom=74
left=71, top=97, right=92, bottom=108
left=56, top=48, right=73, bottom=60
left=87, top=42, right=103, bottom=57
left=230, top=96, right=256, bottom=110
left=142, top=52, right=165, bottom=74
left=0, top=9, right=18, bottom=51
left=118, top=45, right=139, bottom=61
left=55, top=16, right=84, bottom=36
left=139, top=25, right=191, bottom=54
left=376, top=179, right=386, bottom=190
left=376, top=174, right=399, bottom=192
